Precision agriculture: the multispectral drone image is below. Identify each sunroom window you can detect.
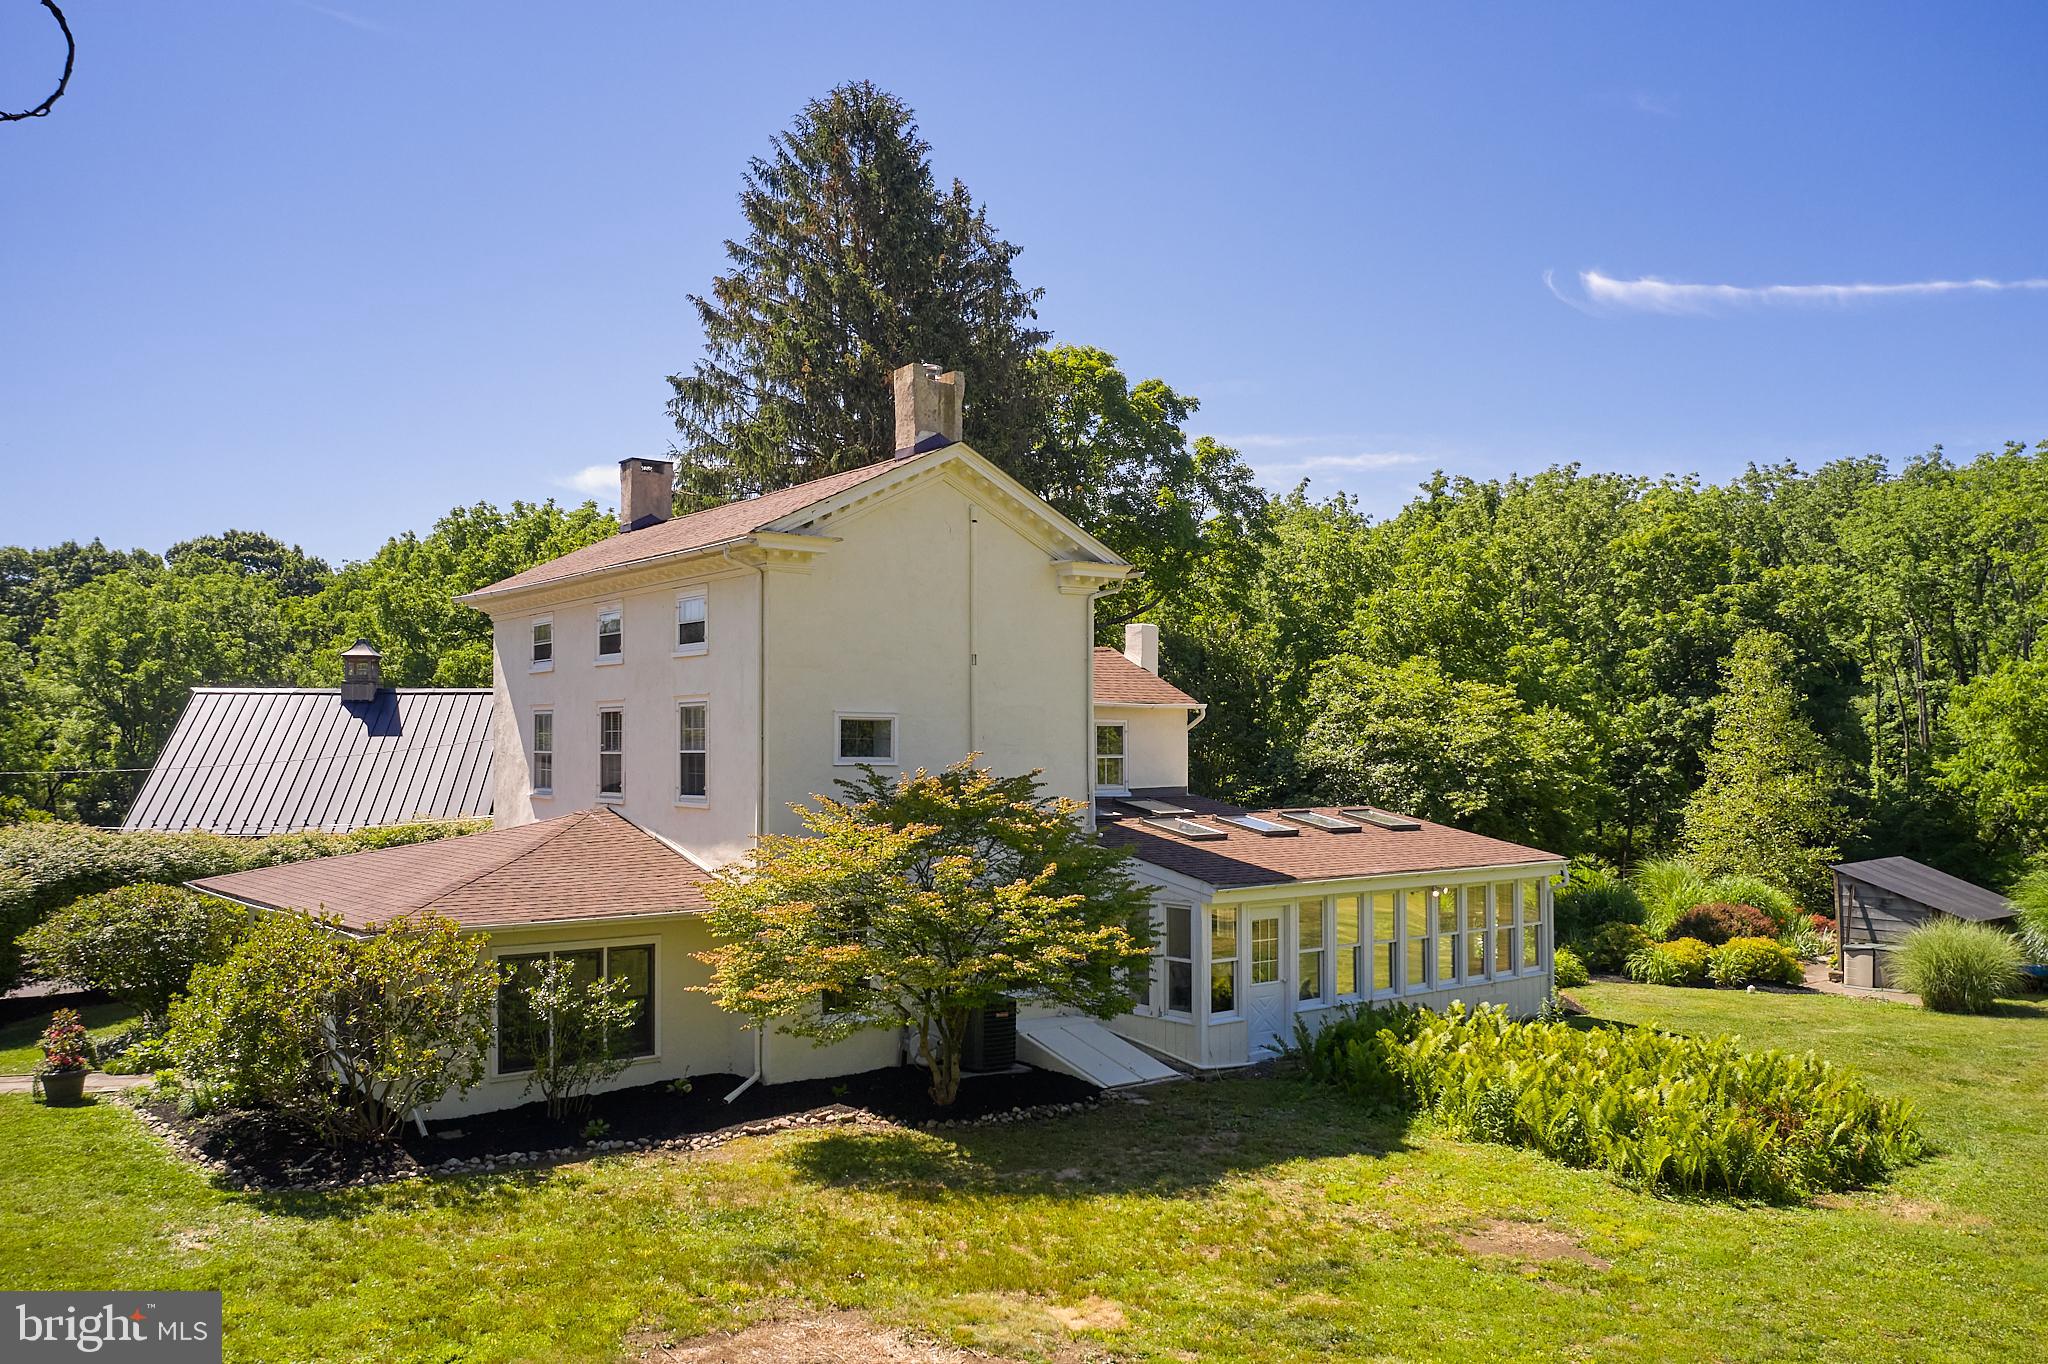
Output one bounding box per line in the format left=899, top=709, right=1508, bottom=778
left=1298, top=902, right=1325, bottom=1003
left=1493, top=881, right=1517, bottom=976
left=1522, top=878, right=1543, bottom=969
left=1371, top=890, right=1398, bottom=993
left=1465, top=886, right=1487, bottom=978
left=1435, top=886, right=1459, bottom=985
left=1405, top=890, right=1428, bottom=992
left=1334, top=894, right=1362, bottom=997
left=1210, top=907, right=1239, bottom=1014
left=1164, top=904, right=1194, bottom=1014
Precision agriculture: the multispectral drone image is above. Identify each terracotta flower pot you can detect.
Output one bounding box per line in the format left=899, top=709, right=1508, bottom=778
left=40, top=1068, right=88, bottom=1106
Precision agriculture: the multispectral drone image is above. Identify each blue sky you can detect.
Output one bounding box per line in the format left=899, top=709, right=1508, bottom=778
left=3, top=2, right=2045, bottom=564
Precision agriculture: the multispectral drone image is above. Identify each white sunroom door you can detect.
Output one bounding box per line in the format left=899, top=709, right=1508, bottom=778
left=1245, top=907, right=1288, bottom=1056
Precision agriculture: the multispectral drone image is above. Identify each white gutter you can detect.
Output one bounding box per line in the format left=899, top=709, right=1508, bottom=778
left=724, top=1022, right=764, bottom=1103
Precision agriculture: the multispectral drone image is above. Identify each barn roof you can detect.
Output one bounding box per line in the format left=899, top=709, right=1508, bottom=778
left=121, top=687, right=494, bottom=835
left=1831, top=857, right=2015, bottom=922
left=191, top=807, right=712, bottom=931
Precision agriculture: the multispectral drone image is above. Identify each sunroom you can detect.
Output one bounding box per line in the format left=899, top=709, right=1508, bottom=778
left=1096, top=798, right=1565, bottom=1068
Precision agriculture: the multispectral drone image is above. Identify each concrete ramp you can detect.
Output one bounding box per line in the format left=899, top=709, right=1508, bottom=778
left=1017, top=1017, right=1179, bottom=1089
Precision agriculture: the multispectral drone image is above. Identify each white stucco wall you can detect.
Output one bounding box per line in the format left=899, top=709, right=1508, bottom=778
left=1095, top=704, right=1191, bottom=791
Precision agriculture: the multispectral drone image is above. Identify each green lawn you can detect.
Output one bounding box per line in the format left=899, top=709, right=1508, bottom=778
left=0, top=1001, right=141, bottom=1073
left=2, top=985, right=2043, bottom=1363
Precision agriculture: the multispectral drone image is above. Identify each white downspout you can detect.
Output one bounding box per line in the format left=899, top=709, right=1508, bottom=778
left=724, top=1021, right=764, bottom=1103
left=721, top=543, right=770, bottom=1103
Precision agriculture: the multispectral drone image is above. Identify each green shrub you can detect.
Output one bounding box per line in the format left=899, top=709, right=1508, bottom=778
left=1626, top=936, right=1714, bottom=986
left=1553, top=862, right=1645, bottom=944
left=166, top=911, right=498, bottom=1143
left=1295, top=1003, right=1430, bottom=1106
left=1552, top=944, right=1589, bottom=988
left=1304, top=1003, right=1925, bottom=1200
left=1631, top=858, right=1711, bottom=936
left=2012, top=866, right=2048, bottom=965
left=1709, top=936, right=1804, bottom=987
left=1585, top=921, right=1653, bottom=974
left=0, top=819, right=485, bottom=988
left=1893, top=919, right=2023, bottom=1014
left=19, top=883, right=248, bottom=1028
left=1667, top=901, right=1779, bottom=946
left=1702, top=874, right=1801, bottom=931
left=499, top=955, right=642, bottom=1119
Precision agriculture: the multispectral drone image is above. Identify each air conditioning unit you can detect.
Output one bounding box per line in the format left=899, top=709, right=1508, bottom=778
left=962, top=998, right=1017, bottom=1072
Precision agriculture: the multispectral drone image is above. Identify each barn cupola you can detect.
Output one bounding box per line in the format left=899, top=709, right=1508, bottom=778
left=892, top=362, right=964, bottom=456
left=339, top=640, right=383, bottom=702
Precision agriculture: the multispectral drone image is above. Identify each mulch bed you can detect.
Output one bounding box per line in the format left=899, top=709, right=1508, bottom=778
left=132, top=1064, right=1101, bottom=1192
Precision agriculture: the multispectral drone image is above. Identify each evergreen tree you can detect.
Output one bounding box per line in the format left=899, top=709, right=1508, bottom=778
left=1681, top=630, right=1847, bottom=908
left=667, top=81, right=1048, bottom=507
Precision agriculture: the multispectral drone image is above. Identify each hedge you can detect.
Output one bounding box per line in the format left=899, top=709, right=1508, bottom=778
left=0, top=820, right=486, bottom=987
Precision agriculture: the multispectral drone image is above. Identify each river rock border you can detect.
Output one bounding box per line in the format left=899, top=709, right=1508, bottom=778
left=121, top=1093, right=1104, bottom=1193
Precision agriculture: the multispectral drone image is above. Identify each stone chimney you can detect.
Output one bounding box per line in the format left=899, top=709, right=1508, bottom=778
left=1123, top=622, right=1160, bottom=674
left=339, top=640, right=382, bottom=702
left=892, top=363, right=965, bottom=455
left=618, top=457, right=675, bottom=532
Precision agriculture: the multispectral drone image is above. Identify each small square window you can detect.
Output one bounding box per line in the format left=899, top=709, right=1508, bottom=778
left=676, top=594, right=707, bottom=652
left=597, top=609, right=622, bottom=659
left=836, top=714, right=896, bottom=764
left=531, top=620, right=553, bottom=666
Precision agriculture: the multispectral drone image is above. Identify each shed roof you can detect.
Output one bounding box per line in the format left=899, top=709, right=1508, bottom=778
left=1099, top=791, right=1560, bottom=890
left=191, top=807, right=713, bottom=931
left=1092, top=648, right=1202, bottom=708
left=1831, top=857, right=2015, bottom=922
left=122, top=687, right=494, bottom=835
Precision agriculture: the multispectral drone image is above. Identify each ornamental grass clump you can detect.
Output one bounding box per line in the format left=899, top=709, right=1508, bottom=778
left=1893, top=919, right=2022, bottom=1014
left=1301, top=1003, right=1925, bottom=1200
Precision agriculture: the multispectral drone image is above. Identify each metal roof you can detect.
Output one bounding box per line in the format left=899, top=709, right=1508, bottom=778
left=122, top=687, right=494, bottom=835
left=1831, top=856, right=2015, bottom=922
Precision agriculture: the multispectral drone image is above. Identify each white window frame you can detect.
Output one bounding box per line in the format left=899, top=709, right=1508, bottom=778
left=1369, top=889, right=1400, bottom=999
left=1296, top=898, right=1327, bottom=1006
left=595, top=606, right=623, bottom=664
left=1491, top=880, right=1517, bottom=978
left=530, top=709, right=554, bottom=798
left=491, top=936, right=658, bottom=1076
left=1208, top=905, right=1241, bottom=1020
left=834, top=711, right=898, bottom=766
left=597, top=705, right=624, bottom=801
left=675, top=697, right=708, bottom=805
left=529, top=616, right=554, bottom=672
left=674, top=591, right=708, bottom=657
left=1159, top=902, right=1195, bottom=1018
left=1095, top=721, right=1129, bottom=794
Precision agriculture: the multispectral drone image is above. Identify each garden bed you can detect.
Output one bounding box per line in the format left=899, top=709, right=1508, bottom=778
left=134, top=1063, right=1101, bottom=1191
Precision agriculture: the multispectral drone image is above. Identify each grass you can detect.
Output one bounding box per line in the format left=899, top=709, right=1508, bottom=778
left=0, top=1001, right=141, bottom=1073
left=1, top=985, right=2043, bottom=1362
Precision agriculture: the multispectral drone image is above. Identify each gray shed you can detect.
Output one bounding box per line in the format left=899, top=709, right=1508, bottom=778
left=1832, top=856, right=2015, bottom=989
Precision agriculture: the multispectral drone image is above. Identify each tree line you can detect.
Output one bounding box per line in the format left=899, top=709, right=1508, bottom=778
left=3, top=80, right=2043, bottom=906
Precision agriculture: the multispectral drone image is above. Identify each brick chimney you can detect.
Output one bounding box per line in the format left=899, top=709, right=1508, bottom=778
left=618, top=458, right=675, bottom=531
left=892, top=363, right=965, bottom=456
left=1123, top=622, right=1159, bottom=674
left=339, top=640, right=382, bottom=702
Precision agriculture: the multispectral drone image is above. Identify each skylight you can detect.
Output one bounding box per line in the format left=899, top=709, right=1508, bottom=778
left=1140, top=816, right=1228, bottom=841
left=1219, top=814, right=1299, bottom=837
left=1274, top=809, right=1362, bottom=833
left=1342, top=807, right=1422, bottom=831
left=1121, top=797, right=1196, bottom=816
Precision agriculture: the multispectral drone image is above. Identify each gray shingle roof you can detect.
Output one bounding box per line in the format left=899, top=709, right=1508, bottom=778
left=122, top=688, right=494, bottom=835
left=1831, top=857, right=2015, bottom=922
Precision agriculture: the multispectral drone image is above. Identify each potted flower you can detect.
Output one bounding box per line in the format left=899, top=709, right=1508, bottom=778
left=36, top=1008, right=91, bottom=1105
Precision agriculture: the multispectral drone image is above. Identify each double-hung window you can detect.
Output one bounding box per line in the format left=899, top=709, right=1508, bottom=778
left=1163, top=904, right=1193, bottom=1014
left=1370, top=890, right=1399, bottom=994
left=531, top=711, right=553, bottom=795
left=1405, top=890, right=1429, bottom=992
left=598, top=707, right=624, bottom=798
left=1522, top=877, right=1544, bottom=969
left=1493, top=881, right=1517, bottom=976
left=495, top=943, right=654, bottom=1074
left=1297, top=901, right=1326, bottom=1004
left=1095, top=723, right=1127, bottom=791
left=1435, top=886, right=1459, bottom=985
left=1334, top=894, right=1362, bottom=998
left=596, top=608, right=622, bottom=661
left=1209, top=907, right=1239, bottom=1015
left=531, top=619, right=553, bottom=669
left=1465, top=886, right=1487, bottom=979
left=675, top=593, right=707, bottom=654
left=676, top=702, right=707, bottom=801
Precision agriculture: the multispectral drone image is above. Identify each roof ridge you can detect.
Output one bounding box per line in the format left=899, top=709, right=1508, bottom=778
left=416, top=811, right=595, bottom=911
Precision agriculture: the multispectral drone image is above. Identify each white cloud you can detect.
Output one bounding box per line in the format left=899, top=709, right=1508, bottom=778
left=554, top=465, right=617, bottom=501
left=1549, top=268, right=2048, bottom=315
left=293, top=1, right=390, bottom=34
left=1256, top=451, right=1426, bottom=473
